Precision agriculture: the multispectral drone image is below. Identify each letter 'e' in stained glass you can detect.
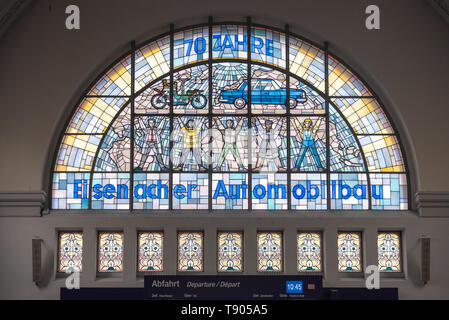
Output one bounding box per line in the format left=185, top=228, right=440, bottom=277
left=337, top=232, right=362, bottom=272
left=217, top=232, right=243, bottom=272
left=138, top=231, right=164, bottom=272
left=178, top=232, right=203, bottom=272
left=378, top=232, right=402, bottom=272
left=58, top=232, right=83, bottom=273
left=98, top=232, right=124, bottom=272
left=257, top=232, right=282, bottom=272
left=297, top=232, right=322, bottom=272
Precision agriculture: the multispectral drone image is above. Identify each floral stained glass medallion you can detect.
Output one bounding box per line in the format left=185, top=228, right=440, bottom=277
left=297, top=232, right=322, bottom=272
left=138, top=232, right=164, bottom=272
left=217, top=232, right=243, bottom=272
left=257, top=232, right=283, bottom=272
left=98, top=232, right=124, bottom=272
left=378, top=232, right=402, bottom=272
left=337, top=232, right=362, bottom=272
left=178, top=232, right=204, bottom=271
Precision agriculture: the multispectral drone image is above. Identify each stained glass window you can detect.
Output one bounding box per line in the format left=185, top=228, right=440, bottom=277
left=137, top=231, right=164, bottom=272
left=51, top=22, right=409, bottom=211
left=177, top=232, right=203, bottom=271
left=378, top=232, right=402, bottom=272
left=257, top=232, right=283, bottom=272
left=297, top=232, right=322, bottom=272
left=217, top=232, right=243, bottom=272
left=337, top=232, right=362, bottom=272
left=98, top=232, right=124, bottom=273
left=58, top=232, right=83, bottom=273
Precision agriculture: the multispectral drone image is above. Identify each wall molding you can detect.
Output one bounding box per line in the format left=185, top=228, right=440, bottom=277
left=415, top=192, right=449, bottom=217
left=0, top=191, right=46, bottom=217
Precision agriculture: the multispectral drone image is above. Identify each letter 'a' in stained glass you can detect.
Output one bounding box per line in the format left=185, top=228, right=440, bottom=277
left=217, top=232, right=243, bottom=272
left=51, top=22, right=409, bottom=212
left=138, top=231, right=164, bottom=272
left=58, top=232, right=83, bottom=273
left=378, top=232, right=402, bottom=272
left=257, top=232, right=283, bottom=272
left=297, top=232, right=322, bottom=272
left=98, top=232, right=124, bottom=272
left=337, top=232, right=362, bottom=272
left=177, top=232, right=204, bottom=272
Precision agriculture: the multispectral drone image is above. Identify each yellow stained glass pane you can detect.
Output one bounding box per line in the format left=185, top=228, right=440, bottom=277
left=217, top=232, right=243, bottom=272
left=257, top=232, right=282, bottom=272
left=97, top=232, right=124, bottom=272
left=378, top=232, right=401, bottom=272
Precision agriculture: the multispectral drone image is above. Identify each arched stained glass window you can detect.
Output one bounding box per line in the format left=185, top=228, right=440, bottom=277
left=51, top=22, right=409, bottom=211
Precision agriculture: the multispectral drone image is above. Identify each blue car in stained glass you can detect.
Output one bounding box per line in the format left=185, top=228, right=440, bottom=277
left=219, top=79, right=307, bottom=109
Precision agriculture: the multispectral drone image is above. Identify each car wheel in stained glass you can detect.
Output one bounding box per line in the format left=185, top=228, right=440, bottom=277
left=58, top=232, right=83, bottom=273
left=297, top=232, right=322, bottom=272
left=177, top=232, right=203, bottom=271
left=378, top=232, right=402, bottom=272
left=98, top=232, right=124, bottom=272
left=337, top=232, right=362, bottom=272
left=138, top=232, right=164, bottom=272
left=257, top=232, right=282, bottom=272
left=217, top=232, right=243, bottom=272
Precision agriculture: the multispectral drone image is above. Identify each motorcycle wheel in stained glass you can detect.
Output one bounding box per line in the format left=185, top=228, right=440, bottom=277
left=58, top=232, right=83, bottom=273
left=378, top=232, right=402, bottom=272
left=137, top=231, right=164, bottom=272
left=252, top=173, right=287, bottom=210
left=134, top=76, right=170, bottom=114
left=212, top=173, right=248, bottom=210
left=251, top=27, right=286, bottom=69
left=290, top=117, right=326, bottom=171
left=212, top=62, right=248, bottom=114
left=174, top=27, right=209, bottom=68
left=251, top=117, right=287, bottom=172
left=212, top=25, right=247, bottom=59
left=330, top=173, right=369, bottom=210
left=211, top=116, right=249, bottom=171
left=329, top=104, right=364, bottom=172
left=337, top=232, right=362, bottom=272
left=291, top=173, right=327, bottom=210
left=94, top=105, right=131, bottom=172
left=173, top=65, right=209, bottom=114
left=134, top=116, right=170, bottom=171
left=67, top=97, right=127, bottom=134
left=331, top=98, right=394, bottom=134
left=289, top=36, right=325, bottom=92
left=134, top=36, right=170, bottom=91
left=87, top=55, right=132, bottom=96
left=172, top=117, right=209, bottom=171
left=297, top=232, right=322, bottom=272
left=91, top=173, right=130, bottom=209
left=251, top=65, right=287, bottom=114
left=359, top=135, right=405, bottom=172
left=257, top=232, right=283, bottom=272
left=328, top=56, right=372, bottom=97
left=55, top=135, right=101, bottom=171
left=52, top=173, right=90, bottom=209
left=290, top=77, right=325, bottom=115
left=218, top=232, right=243, bottom=272
left=370, top=174, right=408, bottom=210
left=177, top=232, right=204, bottom=272
left=98, top=232, right=124, bottom=273
left=133, top=173, right=169, bottom=209
left=172, top=173, right=209, bottom=209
